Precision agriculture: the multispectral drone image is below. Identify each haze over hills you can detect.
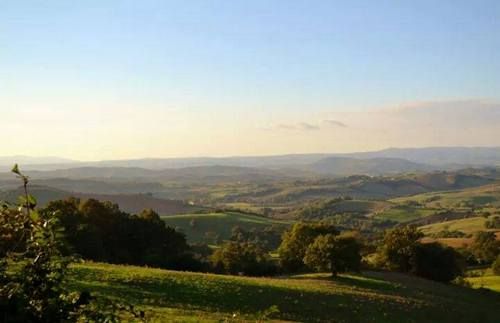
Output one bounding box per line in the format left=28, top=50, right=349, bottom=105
left=1, top=147, right=499, bottom=173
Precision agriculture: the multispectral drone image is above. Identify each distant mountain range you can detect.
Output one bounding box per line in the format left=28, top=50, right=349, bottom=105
left=0, top=147, right=499, bottom=176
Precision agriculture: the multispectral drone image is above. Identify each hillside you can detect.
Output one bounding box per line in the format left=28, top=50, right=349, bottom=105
left=68, top=262, right=500, bottom=323
left=0, top=185, right=200, bottom=215
left=373, top=182, right=500, bottom=224
left=161, top=211, right=290, bottom=243
left=307, top=157, right=432, bottom=176
left=5, top=147, right=500, bottom=172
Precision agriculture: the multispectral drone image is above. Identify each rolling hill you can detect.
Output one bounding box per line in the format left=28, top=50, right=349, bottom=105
left=0, top=185, right=200, bottom=215
left=161, top=211, right=290, bottom=243
left=5, top=147, right=500, bottom=172
left=68, top=262, right=500, bottom=322
left=307, top=157, right=433, bottom=176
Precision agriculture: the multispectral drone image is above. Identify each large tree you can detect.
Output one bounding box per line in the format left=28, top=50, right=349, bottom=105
left=378, top=225, right=423, bottom=272
left=410, top=242, right=464, bottom=282
left=470, top=231, right=500, bottom=264
left=278, top=222, right=338, bottom=272
left=303, top=234, right=361, bottom=276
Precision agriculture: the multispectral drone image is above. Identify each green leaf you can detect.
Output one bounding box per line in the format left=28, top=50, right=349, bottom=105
left=30, top=210, right=40, bottom=221
left=11, top=164, right=20, bottom=175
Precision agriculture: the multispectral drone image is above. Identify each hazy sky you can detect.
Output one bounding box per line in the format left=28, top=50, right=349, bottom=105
left=1, top=1, right=499, bottom=160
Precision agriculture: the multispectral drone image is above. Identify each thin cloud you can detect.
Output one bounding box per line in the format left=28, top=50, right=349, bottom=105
left=323, top=119, right=347, bottom=127
left=275, top=122, right=320, bottom=131
left=298, top=122, right=320, bottom=131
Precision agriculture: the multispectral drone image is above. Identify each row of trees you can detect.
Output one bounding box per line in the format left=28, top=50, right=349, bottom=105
left=198, top=221, right=487, bottom=283
left=41, top=198, right=200, bottom=270
left=375, top=226, right=464, bottom=282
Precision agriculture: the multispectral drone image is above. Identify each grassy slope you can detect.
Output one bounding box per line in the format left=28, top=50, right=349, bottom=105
left=374, top=183, right=500, bottom=224
left=390, top=183, right=500, bottom=209
left=466, top=269, right=500, bottom=293
left=420, top=217, right=488, bottom=235
left=419, top=217, right=500, bottom=247
left=68, top=262, right=500, bottom=323
left=161, top=212, right=290, bottom=243
left=374, top=206, right=435, bottom=223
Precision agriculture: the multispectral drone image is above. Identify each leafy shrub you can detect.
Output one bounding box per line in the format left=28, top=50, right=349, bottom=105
left=0, top=165, right=120, bottom=322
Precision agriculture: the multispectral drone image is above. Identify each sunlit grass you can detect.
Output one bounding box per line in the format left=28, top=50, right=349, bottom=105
left=67, top=262, right=500, bottom=322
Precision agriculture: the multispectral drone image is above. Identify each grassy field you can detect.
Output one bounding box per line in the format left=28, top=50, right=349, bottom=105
left=374, top=205, right=435, bottom=223
left=67, top=262, right=500, bottom=322
left=161, top=211, right=291, bottom=243
left=419, top=216, right=488, bottom=235
left=465, top=269, right=500, bottom=293
left=390, top=183, right=500, bottom=210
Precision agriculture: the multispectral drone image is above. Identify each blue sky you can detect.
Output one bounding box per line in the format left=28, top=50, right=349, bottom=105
left=1, top=1, right=499, bottom=159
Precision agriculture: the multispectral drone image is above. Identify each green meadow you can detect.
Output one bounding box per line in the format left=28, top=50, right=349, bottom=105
left=68, top=262, right=500, bottom=323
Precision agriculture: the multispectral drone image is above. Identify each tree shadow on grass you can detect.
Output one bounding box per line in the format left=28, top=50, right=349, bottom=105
left=67, top=266, right=500, bottom=323
left=67, top=267, right=418, bottom=322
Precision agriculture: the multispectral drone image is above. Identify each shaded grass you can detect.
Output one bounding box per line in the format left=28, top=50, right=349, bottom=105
left=67, top=262, right=500, bottom=323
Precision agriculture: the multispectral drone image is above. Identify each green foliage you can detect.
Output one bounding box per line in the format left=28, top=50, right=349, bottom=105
left=230, top=225, right=283, bottom=251
left=378, top=225, right=424, bottom=272
left=470, top=231, right=500, bottom=264
left=0, top=165, right=119, bottom=322
left=410, top=242, right=464, bottom=282
left=278, top=222, right=338, bottom=272
left=303, top=234, right=361, bottom=276
left=41, top=198, right=197, bottom=270
left=210, top=241, right=276, bottom=276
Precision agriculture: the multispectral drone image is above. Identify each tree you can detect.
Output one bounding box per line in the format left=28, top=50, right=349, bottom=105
left=377, top=225, right=423, bottom=272
left=41, top=198, right=194, bottom=270
left=210, top=241, right=275, bottom=276
left=303, top=234, right=361, bottom=276
left=278, top=222, right=338, bottom=272
left=410, top=242, right=464, bottom=282
left=470, top=231, right=500, bottom=264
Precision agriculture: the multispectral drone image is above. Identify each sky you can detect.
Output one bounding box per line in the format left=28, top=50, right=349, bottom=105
left=1, top=0, right=500, bottom=160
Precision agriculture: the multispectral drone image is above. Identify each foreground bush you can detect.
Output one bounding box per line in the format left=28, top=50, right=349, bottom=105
left=0, top=165, right=120, bottom=322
